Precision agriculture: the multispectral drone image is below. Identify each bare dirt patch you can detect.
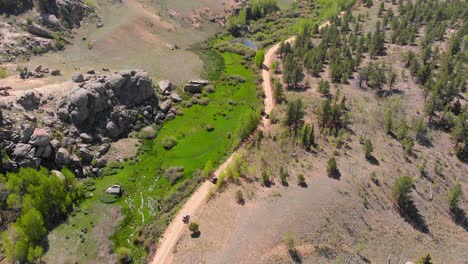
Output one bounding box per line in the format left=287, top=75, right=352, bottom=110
left=102, top=138, right=139, bottom=163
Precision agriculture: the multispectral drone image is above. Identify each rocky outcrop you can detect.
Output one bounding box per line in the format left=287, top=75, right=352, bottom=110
left=0, top=0, right=92, bottom=62
left=58, top=70, right=155, bottom=128
left=183, top=80, right=209, bottom=93
left=27, top=24, right=54, bottom=39
left=39, top=0, right=92, bottom=29
left=0, top=69, right=177, bottom=176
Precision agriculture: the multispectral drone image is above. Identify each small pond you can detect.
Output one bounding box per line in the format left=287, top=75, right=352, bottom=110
left=232, top=38, right=258, bottom=50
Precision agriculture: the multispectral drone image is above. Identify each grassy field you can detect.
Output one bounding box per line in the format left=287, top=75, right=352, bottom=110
left=43, top=50, right=260, bottom=263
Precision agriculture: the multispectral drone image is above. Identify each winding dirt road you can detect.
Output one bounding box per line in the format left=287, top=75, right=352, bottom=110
left=150, top=14, right=344, bottom=264
left=149, top=39, right=283, bottom=264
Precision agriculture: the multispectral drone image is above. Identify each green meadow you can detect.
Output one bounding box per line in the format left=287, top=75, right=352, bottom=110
left=43, top=50, right=261, bottom=263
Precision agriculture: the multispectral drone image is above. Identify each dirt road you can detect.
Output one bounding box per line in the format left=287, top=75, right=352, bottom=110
left=149, top=15, right=342, bottom=264
left=149, top=37, right=284, bottom=264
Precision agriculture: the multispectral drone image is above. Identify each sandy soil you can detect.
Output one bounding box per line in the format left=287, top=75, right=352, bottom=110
left=170, top=2, right=468, bottom=263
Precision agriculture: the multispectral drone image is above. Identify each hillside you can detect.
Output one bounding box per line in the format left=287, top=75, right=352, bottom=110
left=171, top=0, right=468, bottom=263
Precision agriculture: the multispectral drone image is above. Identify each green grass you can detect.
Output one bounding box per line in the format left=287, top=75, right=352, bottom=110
left=44, top=52, right=260, bottom=263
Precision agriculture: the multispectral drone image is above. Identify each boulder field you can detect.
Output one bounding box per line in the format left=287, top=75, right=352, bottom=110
left=0, top=69, right=176, bottom=177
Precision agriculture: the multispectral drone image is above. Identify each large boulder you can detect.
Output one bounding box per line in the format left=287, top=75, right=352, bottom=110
left=158, top=80, right=172, bottom=93
left=29, top=128, right=51, bottom=147
left=13, top=143, right=34, bottom=158
left=113, top=70, right=154, bottom=106
left=72, top=73, right=85, bottom=83
left=41, top=14, right=61, bottom=30
left=106, top=121, right=124, bottom=138
left=20, top=124, right=35, bottom=143
left=17, top=92, right=40, bottom=110
left=27, top=24, right=53, bottom=38
left=184, top=83, right=203, bottom=93
left=79, top=148, right=94, bottom=163
left=55, top=148, right=71, bottom=165
left=106, top=73, right=129, bottom=90
left=159, top=100, right=172, bottom=113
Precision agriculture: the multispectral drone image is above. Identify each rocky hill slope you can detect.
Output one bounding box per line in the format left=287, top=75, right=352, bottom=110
left=0, top=69, right=178, bottom=177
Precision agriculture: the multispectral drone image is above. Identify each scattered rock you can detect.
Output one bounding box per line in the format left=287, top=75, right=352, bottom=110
left=40, top=14, right=61, bottom=30
left=29, top=128, right=51, bottom=147
left=79, top=133, right=93, bottom=143
left=184, top=83, right=203, bottom=93
left=158, top=80, right=172, bottom=93
left=56, top=148, right=71, bottom=165
left=17, top=92, right=40, bottom=110
left=51, top=69, right=61, bottom=76
left=20, top=124, right=35, bottom=143
left=160, top=100, right=172, bottom=113
left=72, top=73, right=85, bottom=83
left=96, top=20, right=104, bottom=28
left=27, top=24, right=54, bottom=38
left=79, top=148, right=94, bottom=163
left=13, top=143, right=34, bottom=158
left=98, top=144, right=111, bottom=156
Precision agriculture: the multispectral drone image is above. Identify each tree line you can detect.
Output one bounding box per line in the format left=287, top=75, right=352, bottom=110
left=1, top=168, right=82, bottom=263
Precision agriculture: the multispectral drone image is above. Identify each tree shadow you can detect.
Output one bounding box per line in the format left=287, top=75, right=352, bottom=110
left=263, top=180, right=273, bottom=188
left=365, top=155, right=380, bottom=166
left=298, top=182, right=308, bottom=188
left=288, top=248, right=302, bottom=263
left=416, top=136, right=433, bottom=148
left=376, top=89, right=404, bottom=98
left=281, top=181, right=289, bottom=187
left=191, top=231, right=201, bottom=238
left=400, top=201, right=429, bottom=233
left=328, top=170, right=341, bottom=180
left=450, top=207, right=468, bottom=231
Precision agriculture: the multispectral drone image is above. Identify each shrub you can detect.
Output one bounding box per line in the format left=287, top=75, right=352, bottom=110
left=254, top=50, right=265, bottom=68
left=230, top=74, right=246, bottom=83
left=201, top=160, right=214, bottom=179
left=162, top=136, right=177, bottom=150
left=401, top=138, right=414, bottom=155
left=199, top=97, right=210, bottom=106
left=363, top=138, right=373, bottom=158
left=327, top=157, right=338, bottom=178
left=391, top=176, right=413, bottom=208
left=205, top=124, right=215, bottom=132
left=284, top=232, right=295, bottom=250
left=99, top=193, right=120, bottom=204
left=416, top=254, right=433, bottom=264
left=188, top=222, right=199, bottom=233
left=205, top=85, right=215, bottom=93
left=297, top=174, right=305, bottom=186
left=370, top=171, right=379, bottom=185
left=165, top=166, right=184, bottom=185
left=447, top=183, right=462, bottom=210
left=0, top=67, right=7, bottom=78
left=280, top=167, right=288, bottom=186
left=261, top=170, right=270, bottom=186
left=235, top=190, right=244, bottom=204
left=116, top=247, right=132, bottom=264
